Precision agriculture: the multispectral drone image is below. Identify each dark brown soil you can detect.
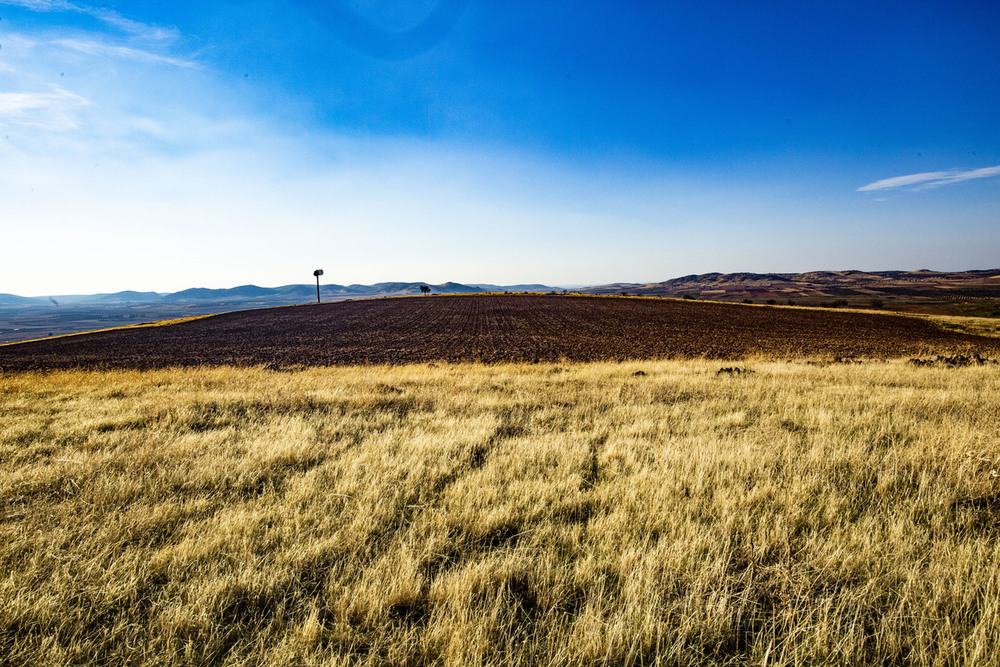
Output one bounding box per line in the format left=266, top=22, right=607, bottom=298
left=1, top=295, right=997, bottom=371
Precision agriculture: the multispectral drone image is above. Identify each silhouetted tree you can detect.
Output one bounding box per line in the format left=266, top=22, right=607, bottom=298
left=420, top=285, right=431, bottom=295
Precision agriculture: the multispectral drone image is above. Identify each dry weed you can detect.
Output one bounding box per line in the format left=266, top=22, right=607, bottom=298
left=1, top=360, right=998, bottom=665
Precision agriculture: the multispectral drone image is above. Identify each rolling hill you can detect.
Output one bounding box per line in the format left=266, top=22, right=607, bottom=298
left=582, top=269, right=1000, bottom=313
left=0, top=282, right=561, bottom=343
left=2, top=294, right=997, bottom=371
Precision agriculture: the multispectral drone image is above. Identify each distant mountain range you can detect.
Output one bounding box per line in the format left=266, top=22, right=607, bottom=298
left=7, top=270, right=1000, bottom=308
left=0, top=281, right=563, bottom=307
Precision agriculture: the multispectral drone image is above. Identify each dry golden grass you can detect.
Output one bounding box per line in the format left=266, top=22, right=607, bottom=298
left=917, top=314, right=1000, bottom=339
left=2, top=360, right=999, bottom=665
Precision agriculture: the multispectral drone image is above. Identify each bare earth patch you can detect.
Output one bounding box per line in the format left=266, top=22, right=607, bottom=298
left=1, top=295, right=998, bottom=371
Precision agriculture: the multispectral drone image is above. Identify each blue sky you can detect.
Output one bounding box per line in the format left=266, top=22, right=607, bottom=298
left=1, top=0, right=998, bottom=295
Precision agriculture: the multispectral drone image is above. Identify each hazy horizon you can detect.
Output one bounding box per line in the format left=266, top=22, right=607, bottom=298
left=2, top=1, right=998, bottom=295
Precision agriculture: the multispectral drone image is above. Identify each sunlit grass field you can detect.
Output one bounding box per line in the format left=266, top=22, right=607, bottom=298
left=919, top=313, right=1000, bottom=339
left=2, top=360, right=998, bottom=665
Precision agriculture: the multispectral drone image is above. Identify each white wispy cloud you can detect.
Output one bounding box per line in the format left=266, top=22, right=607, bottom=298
left=54, top=38, right=197, bottom=68
left=0, top=0, right=179, bottom=42
left=0, top=0, right=75, bottom=10
left=87, top=8, right=178, bottom=42
left=858, top=165, right=1000, bottom=192
left=3, top=31, right=195, bottom=69
left=0, top=88, right=89, bottom=130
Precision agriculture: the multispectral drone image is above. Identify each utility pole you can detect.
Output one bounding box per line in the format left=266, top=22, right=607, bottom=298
left=313, top=269, right=324, bottom=304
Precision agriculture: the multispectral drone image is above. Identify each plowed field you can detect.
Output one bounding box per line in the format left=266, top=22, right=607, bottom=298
left=1, top=295, right=997, bottom=371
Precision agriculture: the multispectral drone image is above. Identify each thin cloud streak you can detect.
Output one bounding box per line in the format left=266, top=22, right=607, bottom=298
left=54, top=39, right=197, bottom=68
left=86, top=9, right=179, bottom=42
left=0, top=0, right=77, bottom=10
left=0, top=0, right=179, bottom=42
left=858, top=165, right=1000, bottom=192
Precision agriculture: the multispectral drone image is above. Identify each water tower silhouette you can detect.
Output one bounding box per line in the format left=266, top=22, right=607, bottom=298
left=313, top=269, right=324, bottom=304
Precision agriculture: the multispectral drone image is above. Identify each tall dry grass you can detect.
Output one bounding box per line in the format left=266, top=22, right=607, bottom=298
left=1, top=359, right=998, bottom=665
